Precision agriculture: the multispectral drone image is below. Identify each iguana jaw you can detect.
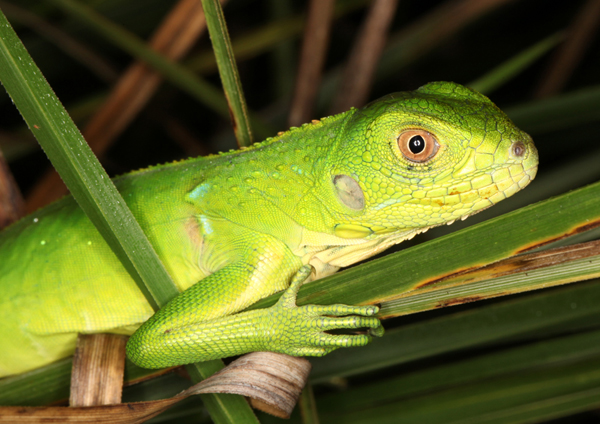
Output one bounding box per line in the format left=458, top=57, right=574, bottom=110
left=424, top=158, right=539, bottom=219
left=295, top=153, right=538, bottom=281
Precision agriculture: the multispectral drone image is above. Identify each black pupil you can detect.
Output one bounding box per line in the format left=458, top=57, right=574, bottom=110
left=409, top=135, right=425, bottom=154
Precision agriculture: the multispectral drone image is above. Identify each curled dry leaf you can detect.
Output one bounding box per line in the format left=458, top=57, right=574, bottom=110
left=0, top=352, right=311, bottom=423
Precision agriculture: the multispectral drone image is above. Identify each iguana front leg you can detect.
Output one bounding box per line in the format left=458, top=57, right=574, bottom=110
left=126, top=229, right=382, bottom=369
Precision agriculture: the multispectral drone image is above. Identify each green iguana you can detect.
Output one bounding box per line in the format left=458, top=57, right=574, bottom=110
left=0, top=82, right=538, bottom=377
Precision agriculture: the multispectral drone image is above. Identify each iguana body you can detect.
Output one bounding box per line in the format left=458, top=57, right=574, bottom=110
left=0, top=82, right=538, bottom=377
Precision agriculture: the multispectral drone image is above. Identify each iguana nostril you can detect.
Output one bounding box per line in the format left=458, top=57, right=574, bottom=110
left=511, top=141, right=526, bottom=158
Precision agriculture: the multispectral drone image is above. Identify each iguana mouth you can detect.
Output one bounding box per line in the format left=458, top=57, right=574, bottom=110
left=413, top=161, right=538, bottom=220
left=447, top=164, right=538, bottom=224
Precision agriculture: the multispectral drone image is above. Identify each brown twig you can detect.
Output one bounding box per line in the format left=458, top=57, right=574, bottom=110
left=330, top=0, right=399, bottom=114
left=26, top=0, right=218, bottom=212
left=287, top=0, right=336, bottom=127
left=534, top=0, right=600, bottom=98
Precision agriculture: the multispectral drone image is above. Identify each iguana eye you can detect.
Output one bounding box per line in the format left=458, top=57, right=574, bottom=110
left=398, top=130, right=439, bottom=163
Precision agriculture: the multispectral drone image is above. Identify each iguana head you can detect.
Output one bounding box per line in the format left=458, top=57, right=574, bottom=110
left=328, top=81, right=538, bottom=239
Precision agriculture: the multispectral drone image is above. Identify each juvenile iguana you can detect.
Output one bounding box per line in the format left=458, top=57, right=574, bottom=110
left=0, top=82, right=538, bottom=377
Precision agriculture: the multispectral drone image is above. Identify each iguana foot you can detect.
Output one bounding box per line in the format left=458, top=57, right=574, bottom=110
left=263, top=265, right=384, bottom=356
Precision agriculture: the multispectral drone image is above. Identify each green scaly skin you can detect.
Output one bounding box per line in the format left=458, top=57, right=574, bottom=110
left=0, top=82, right=538, bottom=376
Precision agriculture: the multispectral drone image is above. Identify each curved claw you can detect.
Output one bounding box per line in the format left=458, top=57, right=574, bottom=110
left=369, top=323, right=385, bottom=337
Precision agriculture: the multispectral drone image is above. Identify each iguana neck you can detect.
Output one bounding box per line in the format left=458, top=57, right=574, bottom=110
left=185, top=110, right=357, bottom=236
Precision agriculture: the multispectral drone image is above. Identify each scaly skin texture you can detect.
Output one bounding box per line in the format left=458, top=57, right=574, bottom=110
left=0, top=82, right=538, bottom=376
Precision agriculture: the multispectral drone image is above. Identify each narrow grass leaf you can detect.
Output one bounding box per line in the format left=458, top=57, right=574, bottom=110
left=201, top=0, right=253, bottom=147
